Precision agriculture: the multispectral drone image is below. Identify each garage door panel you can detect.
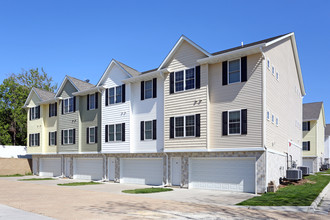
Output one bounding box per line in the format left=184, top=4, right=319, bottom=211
left=40, top=158, right=61, bottom=177
left=303, top=159, right=314, bottom=173
left=121, top=159, right=163, bottom=185
left=73, top=158, right=103, bottom=180
left=190, top=158, right=255, bottom=193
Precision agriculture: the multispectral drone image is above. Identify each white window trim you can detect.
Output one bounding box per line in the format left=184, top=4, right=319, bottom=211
left=227, top=58, right=241, bottom=85
left=63, top=97, right=74, bottom=114
left=108, top=86, right=123, bottom=105
left=63, top=128, right=74, bottom=145
left=174, top=115, right=195, bottom=138
left=88, top=126, right=96, bottom=144
left=144, top=120, right=153, bottom=140
left=228, top=109, right=241, bottom=135
left=49, top=131, right=56, bottom=146
left=144, top=80, right=153, bottom=100
left=30, top=133, right=39, bottom=146
left=30, top=106, right=39, bottom=120
left=174, top=67, right=196, bottom=93
left=107, top=123, right=122, bottom=142
left=49, top=103, right=56, bottom=117
left=89, top=94, right=96, bottom=110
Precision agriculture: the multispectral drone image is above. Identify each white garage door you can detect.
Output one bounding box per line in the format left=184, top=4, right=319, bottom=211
left=73, top=158, right=103, bottom=180
left=303, top=159, right=314, bottom=173
left=121, top=158, right=163, bottom=185
left=40, top=158, right=61, bottom=177
left=189, top=158, right=255, bottom=193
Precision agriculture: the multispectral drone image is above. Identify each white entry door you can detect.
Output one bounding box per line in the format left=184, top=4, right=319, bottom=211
left=121, top=158, right=163, bottom=185
left=39, top=158, right=61, bottom=177
left=171, top=157, right=181, bottom=186
left=189, top=157, right=255, bottom=193
left=108, top=157, right=116, bottom=181
left=73, top=158, right=103, bottom=180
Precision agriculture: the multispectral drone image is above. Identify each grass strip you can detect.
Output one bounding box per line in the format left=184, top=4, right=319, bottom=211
left=58, top=181, right=102, bottom=186
left=122, top=187, right=173, bottom=194
left=19, top=178, right=55, bottom=181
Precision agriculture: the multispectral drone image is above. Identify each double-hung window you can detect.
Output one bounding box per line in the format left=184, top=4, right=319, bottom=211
left=175, top=71, right=184, bottom=92
left=303, top=121, right=310, bottom=131
left=63, top=129, right=74, bottom=145
left=228, top=59, right=241, bottom=84
left=144, top=121, right=153, bottom=140
left=228, top=110, right=241, bottom=135
left=89, top=94, right=95, bottom=110
left=115, top=86, right=122, bottom=103
left=29, top=133, right=40, bottom=146
left=30, top=106, right=40, bottom=120
left=49, top=131, right=56, bottom=146
left=175, top=115, right=195, bottom=137
left=174, top=68, right=195, bottom=92
left=107, top=85, right=124, bottom=105
left=144, top=80, right=153, bottom=99
left=105, top=123, right=125, bottom=142
left=87, top=127, right=97, bottom=144
left=49, top=103, right=57, bottom=117
left=63, top=97, right=74, bottom=114
left=303, top=141, right=310, bottom=151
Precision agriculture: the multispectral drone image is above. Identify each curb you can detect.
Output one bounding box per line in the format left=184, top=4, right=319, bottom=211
left=307, top=181, right=330, bottom=213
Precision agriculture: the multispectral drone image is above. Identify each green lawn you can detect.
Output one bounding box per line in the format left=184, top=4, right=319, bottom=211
left=317, top=169, right=330, bottom=175
left=237, top=174, right=330, bottom=206
left=19, top=178, right=55, bottom=181
left=0, top=172, right=33, bottom=177
left=122, top=187, right=173, bottom=194
left=58, top=181, right=102, bottom=186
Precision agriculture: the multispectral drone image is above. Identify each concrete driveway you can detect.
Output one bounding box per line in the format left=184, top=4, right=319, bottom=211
left=0, top=176, right=327, bottom=219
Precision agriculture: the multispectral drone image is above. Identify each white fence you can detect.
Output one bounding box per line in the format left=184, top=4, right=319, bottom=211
left=0, top=145, right=27, bottom=158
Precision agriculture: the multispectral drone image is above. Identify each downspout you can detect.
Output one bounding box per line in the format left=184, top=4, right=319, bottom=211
left=260, top=46, right=268, bottom=192
left=164, top=153, right=169, bottom=186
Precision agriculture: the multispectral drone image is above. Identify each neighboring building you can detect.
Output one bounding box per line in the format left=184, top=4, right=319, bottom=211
left=324, top=124, right=330, bottom=165
left=25, top=32, right=305, bottom=193
left=302, top=102, right=326, bottom=173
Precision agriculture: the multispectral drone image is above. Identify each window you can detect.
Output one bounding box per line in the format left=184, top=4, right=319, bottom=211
left=106, top=123, right=124, bottom=142
left=63, top=97, right=74, bottom=114
left=303, top=121, right=310, bottom=131
left=276, top=72, right=279, bottom=80
left=30, top=106, right=40, bottom=120
left=267, top=111, right=270, bottom=120
left=49, top=103, right=57, bottom=117
left=303, top=141, right=310, bottom=151
left=89, top=127, right=96, bottom=143
left=115, top=86, right=122, bottom=103
left=267, top=59, right=270, bottom=69
left=29, top=133, right=39, bottom=146
left=49, top=132, right=56, bottom=146
left=276, top=117, right=279, bottom=126
left=271, top=114, right=275, bottom=124
left=63, top=129, right=74, bottom=145
left=145, top=80, right=153, bottom=99
left=272, top=66, right=275, bottom=75
left=228, top=59, right=240, bottom=84
left=89, top=94, right=95, bottom=110
left=107, top=85, right=124, bottom=105
left=228, top=110, right=241, bottom=134
left=141, top=120, right=156, bottom=140
left=144, top=121, right=153, bottom=140
left=174, top=68, right=195, bottom=92
left=174, top=115, right=195, bottom=137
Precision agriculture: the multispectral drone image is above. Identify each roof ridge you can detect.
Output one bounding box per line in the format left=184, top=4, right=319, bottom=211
left=33, top=87, right=55, bottom=94
left=67, top=75, right=95, bottom=86
left=115, top=60, right=141, bottom=73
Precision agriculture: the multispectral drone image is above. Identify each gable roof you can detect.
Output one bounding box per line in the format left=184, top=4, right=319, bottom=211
left=157, top=35, right=211, bottom=70
left=303, top=102, right=323, bottom=121
left=116, top=60, right=140, bottom=77
left=23, top=87, right=55, bottom=107
left=55, top=75, right=94, bottom=97
left=326, top=124, right=330, bottom=137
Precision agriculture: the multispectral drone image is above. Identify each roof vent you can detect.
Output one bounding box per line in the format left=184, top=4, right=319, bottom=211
left=241, top=41, right=244, bottom=47
left=85, top=79, right=90, bottom=83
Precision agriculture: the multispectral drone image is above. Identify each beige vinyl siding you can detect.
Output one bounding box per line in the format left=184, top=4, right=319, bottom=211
left=27, top=95, right=43, bottom=154
left=164, top=41, right=208, bottom=149
left=208, top=53, right=263, bottom=148
left=58, top=82, right=79, bottom=152
left=79, top=93, right=101, bottom=152
left=303, top=120, right=317, bottom=156
left=317, top=110, right=325, bottom=157
left=264, top=38, right=303, bottom=154
left=43, top=102, right=57, bottom=153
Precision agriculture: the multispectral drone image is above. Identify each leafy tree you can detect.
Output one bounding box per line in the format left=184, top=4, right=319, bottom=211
left=0, top=68, right=57, bottom=145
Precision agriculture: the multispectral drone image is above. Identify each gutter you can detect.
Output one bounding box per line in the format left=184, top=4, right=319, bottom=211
left=72, top=86, right=104, bottom=96
left=122, top=69, right=169, bottom=83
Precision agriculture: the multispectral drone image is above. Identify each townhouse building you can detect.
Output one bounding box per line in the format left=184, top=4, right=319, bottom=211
left=25, top=32, right=305, bottom=193
left=302, top=102, right=326, bottom=172
left=325, top=124, right=330, bottom=165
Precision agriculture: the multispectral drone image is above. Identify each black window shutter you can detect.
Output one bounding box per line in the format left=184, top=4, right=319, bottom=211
left=55, top=103, right=57, bottom=116
left=170, top=117, right=174, bottom=138
left=87, top=94, right=90, bottom=110
left=195, top=114, right=200, bottom=137
left=73, top=96, right=76, bottom=112
left=95, top=126, right=98, bottom=143
left=29, top=134, right=31, bottom=146
left=49, top=132, right=51, bottom=145
left=140, top=121, right=144, bottom=140
left=308, top=141, right=310, bottom=151
left=61, top=130, right=63, bottom=145
left=222, top=61, right=228, bottom=86
left=308, top=121, right=310, bottom=131
left=153, top=78, right=157, bottom=98
left=241, top=56, right=247, bottom=82
left=87, top=127, right=89, bottom=144
left=196, top=66, right=201, bottom=89
left=105, top=89, right=109, bottom=106
left=241, top=109, right=247, bottom=135
left=55, top=131, right=57, bottom=145
left=61, top=100, right=64, bottom=114
left=105, top=125, right=108, bottom=142
left=170, top=72, right=174, bottom=94
left=122, top=84, right=126, bottom=103
left=141, top=81, right=145, bottom=100
left=153, top=119, right=157, bottom=140
left=37, top=106, right=40, bottom=119
left=73, top=129, right=76, bottom=144
left=49, top=104, right=51, bottom=117
left=29, top=108, right=32, bottom=120
left=122, top=123, right=125, bottom=141
left=95, top=93, right=98, bottom=109
left=222, top=111, right=228, bottom=136
left=37, top=133, right=40, bottom=146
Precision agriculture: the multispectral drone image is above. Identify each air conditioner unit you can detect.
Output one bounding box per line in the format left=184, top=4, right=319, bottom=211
left=297, top=166, right=310, bottom=176
left=286, top=169, right=302, bottom=181
left=321, top=164, right=329, bottom=170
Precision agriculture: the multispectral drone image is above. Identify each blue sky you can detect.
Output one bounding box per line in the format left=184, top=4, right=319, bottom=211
left=1, top=0, right=329, bottom=123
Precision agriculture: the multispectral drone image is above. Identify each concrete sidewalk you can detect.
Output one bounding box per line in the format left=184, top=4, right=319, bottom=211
left=0, top=204, right=54, bottom=220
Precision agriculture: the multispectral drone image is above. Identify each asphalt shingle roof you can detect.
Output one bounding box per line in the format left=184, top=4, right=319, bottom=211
left=67, top=76, right=95, bottom=91
left=303, top=102, right=323, bottom=121
left=116, top=60, right=140, bottom=77
left=326, top=124, right=330, bottom=137
left=34, top=88, right=55, bottom=101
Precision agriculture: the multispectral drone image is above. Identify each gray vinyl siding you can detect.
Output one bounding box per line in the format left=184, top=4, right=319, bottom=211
left=264, top=38, right=303, bottom=154
left=79, top=93, right=101, bottom=152
left=164, top=41, right=208, bottom=149
left=58, top=82, right=79, bottom=152
left=208, top=53, right=263, bottom=148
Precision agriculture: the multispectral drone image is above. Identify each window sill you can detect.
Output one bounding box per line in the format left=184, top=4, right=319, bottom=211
left=172, top=136, right=199, bottom=139
left=227, top=81, right=243, bottom=85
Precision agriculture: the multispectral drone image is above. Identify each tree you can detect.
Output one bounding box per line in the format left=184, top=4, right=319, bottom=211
left=0, top=68, right=57, bottom=145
